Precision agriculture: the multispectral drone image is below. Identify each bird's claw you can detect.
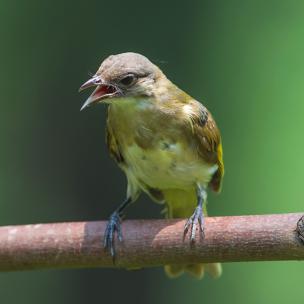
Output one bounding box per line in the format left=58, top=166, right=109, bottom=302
left=103, top=211, right=123, bottom=259
left=184, top=205, right=204, bottom=242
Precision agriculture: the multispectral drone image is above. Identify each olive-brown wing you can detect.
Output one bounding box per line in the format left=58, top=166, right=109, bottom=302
left=193, top=108, right=224, bottom=192
left=105, top=116, right=124, bottom=165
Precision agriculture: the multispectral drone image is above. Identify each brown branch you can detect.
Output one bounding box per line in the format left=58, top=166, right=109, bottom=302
left=0, top=213, right=303, bottom=272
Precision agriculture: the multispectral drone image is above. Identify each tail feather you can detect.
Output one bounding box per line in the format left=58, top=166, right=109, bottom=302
left=163, top=188, right=222, bottom=280
left=165, top=263, right=222, bottom=279
left=164, top=264, right=185, bottom=278
left=204, top=262, right=222, bottom=278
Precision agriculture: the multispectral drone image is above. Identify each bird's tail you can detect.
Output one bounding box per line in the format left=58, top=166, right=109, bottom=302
left=163, top=189, right=222, bottom=279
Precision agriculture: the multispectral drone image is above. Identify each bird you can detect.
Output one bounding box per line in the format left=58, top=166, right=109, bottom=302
left=79, top=52, right=224, bottom=279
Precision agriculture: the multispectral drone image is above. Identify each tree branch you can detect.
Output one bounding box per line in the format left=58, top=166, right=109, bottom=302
left=0, top=213, right=303, bottom=272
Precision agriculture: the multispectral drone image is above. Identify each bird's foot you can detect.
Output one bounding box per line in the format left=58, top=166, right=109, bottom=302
left=103, top=211, right=122, bottom=259
left=184, top=205, right=205, bottom=242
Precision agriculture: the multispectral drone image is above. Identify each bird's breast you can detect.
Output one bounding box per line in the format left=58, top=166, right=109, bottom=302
left=107, top=98, right=217, bottom=190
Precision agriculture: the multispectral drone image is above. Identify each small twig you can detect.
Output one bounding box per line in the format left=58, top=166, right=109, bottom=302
left=0, top=213, right=303, bottom=272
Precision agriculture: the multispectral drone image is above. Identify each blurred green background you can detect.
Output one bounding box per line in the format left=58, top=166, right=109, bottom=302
left=1, top=0, right=304, bottom=303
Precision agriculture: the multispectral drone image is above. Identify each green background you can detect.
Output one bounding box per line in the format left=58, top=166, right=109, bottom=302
left=1, top=0, right=304, bottom=303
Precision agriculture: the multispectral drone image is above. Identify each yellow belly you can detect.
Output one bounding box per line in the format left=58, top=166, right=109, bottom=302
left=124, top=141, right=217, bottom=191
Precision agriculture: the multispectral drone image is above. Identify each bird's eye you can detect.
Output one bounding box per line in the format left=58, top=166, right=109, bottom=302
left=119, top=74, right=137, bottom=86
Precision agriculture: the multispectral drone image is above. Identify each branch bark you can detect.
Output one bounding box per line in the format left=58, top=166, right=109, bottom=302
left=0, top=213, right=303, bottom=272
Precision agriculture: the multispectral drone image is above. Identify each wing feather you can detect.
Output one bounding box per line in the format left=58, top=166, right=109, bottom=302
left=105, top=114, right=124, bottom=165
left=191, top=102, right=224, bottom=192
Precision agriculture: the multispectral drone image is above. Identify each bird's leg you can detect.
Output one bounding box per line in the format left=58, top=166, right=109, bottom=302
left=103, top=197, right=132, bottom=259
left=184, top=185, right=207, bottom=242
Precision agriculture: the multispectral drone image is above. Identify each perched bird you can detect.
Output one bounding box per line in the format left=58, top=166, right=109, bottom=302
left=79, top=52, right=224, bottom=279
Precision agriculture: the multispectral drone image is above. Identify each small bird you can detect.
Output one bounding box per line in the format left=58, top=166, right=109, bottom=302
left=79, top=52, right=224, bottom=279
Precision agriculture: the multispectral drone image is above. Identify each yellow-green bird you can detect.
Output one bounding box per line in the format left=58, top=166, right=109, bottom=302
left=79, top=52, right=224, bottom=279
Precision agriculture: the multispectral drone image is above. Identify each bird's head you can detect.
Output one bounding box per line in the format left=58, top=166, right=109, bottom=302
left=79, top=52, right=163, bottom=110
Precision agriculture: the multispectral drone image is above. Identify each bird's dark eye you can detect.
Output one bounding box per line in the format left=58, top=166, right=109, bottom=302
left=119, top=74, right=137, bottom=86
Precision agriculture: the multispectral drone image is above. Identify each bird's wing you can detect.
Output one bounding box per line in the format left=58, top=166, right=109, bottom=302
left=191, top=102, right=224, bottom=192
left=105, top=114, right=124, bottom=165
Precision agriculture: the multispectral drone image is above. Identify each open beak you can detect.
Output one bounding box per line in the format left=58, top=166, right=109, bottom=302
left=79, top=75, right=119, bottom=111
